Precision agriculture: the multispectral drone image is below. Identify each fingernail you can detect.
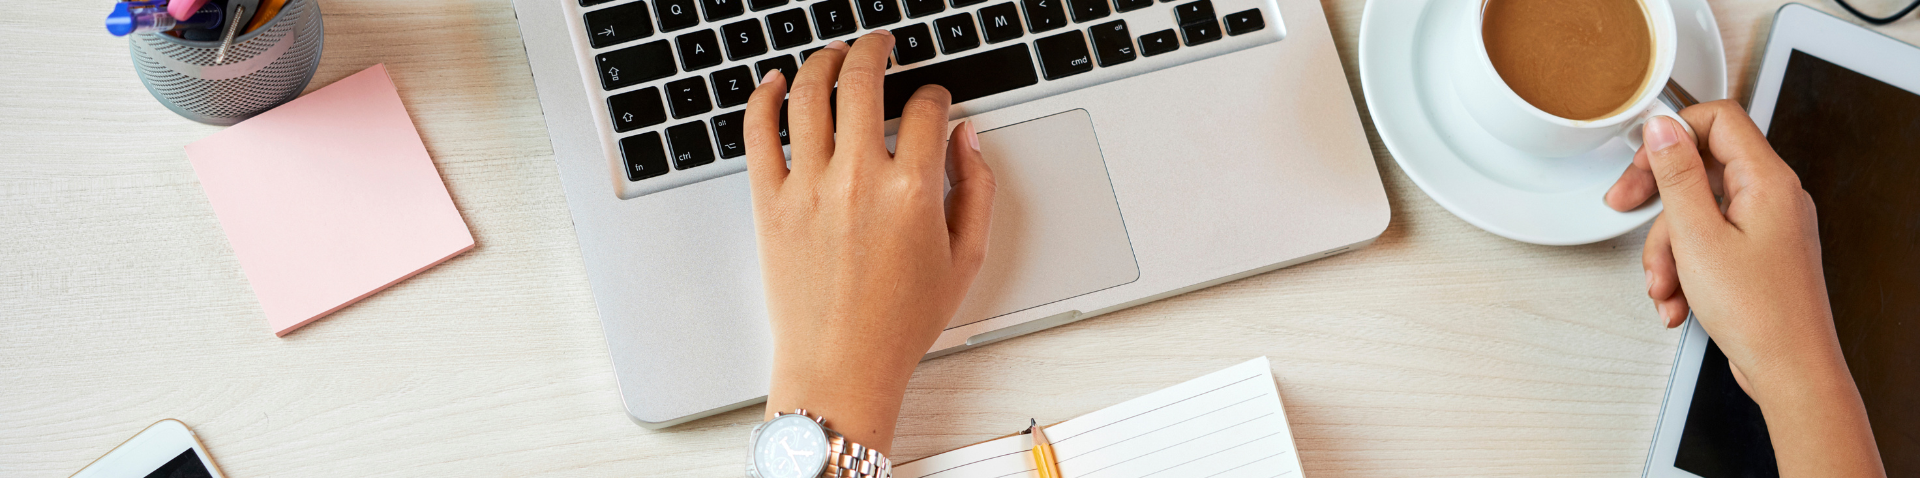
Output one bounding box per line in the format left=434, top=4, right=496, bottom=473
left=824, top=40, right=849, bottom=51
left=1645, top=270, right=1654, bottom=296
left=1656, top=302, right=1668, bottom=321
left=1645, top=116, right=1684, bottom=152
left=760, top=70, right=780, bottom=84
left=963, top=121, right=980, bottom=152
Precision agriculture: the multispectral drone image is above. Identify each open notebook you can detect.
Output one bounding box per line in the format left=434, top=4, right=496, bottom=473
left=895, top=357, right=1304, bottom=478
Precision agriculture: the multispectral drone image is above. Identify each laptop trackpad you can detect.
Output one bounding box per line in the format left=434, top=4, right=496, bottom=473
left=947, top=109, right=1139, bottom=329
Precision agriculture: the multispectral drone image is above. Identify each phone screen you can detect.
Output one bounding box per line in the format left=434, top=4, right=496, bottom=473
left=1673, top=49, right=1920, bottom=478
left=146, top=448, right=215, bottom=478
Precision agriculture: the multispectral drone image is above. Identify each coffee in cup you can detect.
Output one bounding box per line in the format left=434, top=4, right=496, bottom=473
left=1452, top=0, right=1687, bottom=158
left=1481, top=0, right=1654, bottom=121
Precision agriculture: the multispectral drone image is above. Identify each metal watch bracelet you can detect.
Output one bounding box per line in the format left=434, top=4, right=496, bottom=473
left=761, top=409, right=893, bottom=478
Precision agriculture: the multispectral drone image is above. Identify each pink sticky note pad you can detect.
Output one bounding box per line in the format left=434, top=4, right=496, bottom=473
left=186, top=64, right=473, bottom=336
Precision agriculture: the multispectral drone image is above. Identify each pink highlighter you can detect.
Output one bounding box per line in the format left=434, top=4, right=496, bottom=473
left=168, top=0, right=214, bottom=25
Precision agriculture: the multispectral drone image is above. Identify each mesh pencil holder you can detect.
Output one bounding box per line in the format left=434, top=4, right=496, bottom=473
left=130, top=0, right=325, bottom=125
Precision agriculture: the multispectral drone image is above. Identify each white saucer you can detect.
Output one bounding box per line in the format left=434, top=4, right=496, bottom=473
left=1358, top=0, right=1728, bottom=245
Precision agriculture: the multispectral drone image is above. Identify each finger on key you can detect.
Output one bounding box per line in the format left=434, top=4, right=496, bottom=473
left=834, top=30, right=896, bottom=153
left=788, top=40, right=850, bottom=173
left=745, top=70, right=792, bottom=194
left=893, top=85, right=954, bottom=177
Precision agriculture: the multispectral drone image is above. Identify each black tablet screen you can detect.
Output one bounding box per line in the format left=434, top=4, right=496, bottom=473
left=1674, top=49, right=1920, bottom=478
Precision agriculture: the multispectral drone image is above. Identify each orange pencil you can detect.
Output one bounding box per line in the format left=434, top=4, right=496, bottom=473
left=1028, top=419, right=1061, bottom=478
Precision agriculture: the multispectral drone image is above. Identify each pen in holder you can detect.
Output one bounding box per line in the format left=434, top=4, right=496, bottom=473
left=130, top=0, right=324, bottom=126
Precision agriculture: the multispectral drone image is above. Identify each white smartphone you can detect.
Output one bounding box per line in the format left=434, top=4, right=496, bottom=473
left=71, top=419, right=226, bottom=478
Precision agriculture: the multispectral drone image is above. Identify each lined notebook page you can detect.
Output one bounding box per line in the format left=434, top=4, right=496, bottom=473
left=895, top=357, right=1303, bottom=478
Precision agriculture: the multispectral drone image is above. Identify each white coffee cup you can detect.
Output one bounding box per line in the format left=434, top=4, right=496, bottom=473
left=1453, top=0, right=1690, bottom=158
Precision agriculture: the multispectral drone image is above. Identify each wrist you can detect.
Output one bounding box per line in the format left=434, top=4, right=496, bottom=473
left=766, top=342, right=919, bottom=455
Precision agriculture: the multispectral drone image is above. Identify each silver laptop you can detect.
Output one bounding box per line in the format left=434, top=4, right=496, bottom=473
left=509, top=0, right=1388, bottom=428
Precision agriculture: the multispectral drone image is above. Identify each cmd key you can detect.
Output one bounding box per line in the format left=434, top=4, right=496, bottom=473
left=1033, top=30, right=1093, bottom=80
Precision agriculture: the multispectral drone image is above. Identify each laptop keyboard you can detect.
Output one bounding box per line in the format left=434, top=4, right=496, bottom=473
left=570, top=0, right=1284, bottom=198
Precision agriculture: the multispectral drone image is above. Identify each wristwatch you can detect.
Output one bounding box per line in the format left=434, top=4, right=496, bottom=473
left=747, top=409, right=892, bottom=478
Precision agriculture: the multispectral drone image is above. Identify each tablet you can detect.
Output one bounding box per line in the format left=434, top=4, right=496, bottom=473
left=1642, top=4, right=1920, bottom=477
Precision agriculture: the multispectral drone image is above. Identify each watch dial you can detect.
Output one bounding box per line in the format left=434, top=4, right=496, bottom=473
left=754, top=415, right=829, bottom=478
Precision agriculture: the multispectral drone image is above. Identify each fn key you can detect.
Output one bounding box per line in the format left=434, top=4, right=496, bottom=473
left=620, top=132, right=671, bottom=181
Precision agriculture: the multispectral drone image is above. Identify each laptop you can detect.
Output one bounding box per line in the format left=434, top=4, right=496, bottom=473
left=509, top=0, right=1389, bottom=428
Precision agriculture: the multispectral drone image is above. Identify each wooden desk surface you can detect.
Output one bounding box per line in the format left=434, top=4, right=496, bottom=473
left=4, top=0, right=1915, bottom=475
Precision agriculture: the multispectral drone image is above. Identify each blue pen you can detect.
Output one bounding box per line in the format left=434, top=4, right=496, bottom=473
left=106, top=1, right=223, bottom=37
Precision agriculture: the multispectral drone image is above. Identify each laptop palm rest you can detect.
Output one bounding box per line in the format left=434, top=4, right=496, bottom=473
left=947, top=109, right=1140, bottom=329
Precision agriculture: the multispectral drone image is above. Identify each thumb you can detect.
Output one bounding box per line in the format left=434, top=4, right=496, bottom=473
left=944, top=122, right=996, bottom=270
left=1644, top=116, right=1729, bottom=239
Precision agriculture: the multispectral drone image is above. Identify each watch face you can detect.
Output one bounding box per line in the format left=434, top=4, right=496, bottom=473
left=753, top=415, right=829, bottom=478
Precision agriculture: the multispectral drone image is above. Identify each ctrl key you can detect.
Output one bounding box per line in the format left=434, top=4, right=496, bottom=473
left=620, top=132, right=671, bottom=181
left=666, top=121, right=717, bottom=169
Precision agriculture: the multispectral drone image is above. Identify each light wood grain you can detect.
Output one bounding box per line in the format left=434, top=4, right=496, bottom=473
left=4, top=0, right=1915, bottom=476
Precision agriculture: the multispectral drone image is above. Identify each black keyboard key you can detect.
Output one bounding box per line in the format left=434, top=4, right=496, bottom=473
left=893, top=23, right=938, bottom=64
left=778, top=99, right=791, bottom=145
left=676, top=29, right=725, bottom=71
left=952, top=0, right=988, bottom=7
left=585, top=2, right=655, bottom=48
left=1138, top=29, right=1177, bottom=56
left=1224, top=8, right=1263, bottom=35
left=1065, top=0, right=1108, bottom=23
left=977, top=3, right=1023, bottom=43
left=755, top=54, right=800, bottom=82
left=748, top=0, right=787, bottom=12
left=608, top=86, right=670, bottom=132
left=720, top=19, right=769, bottom=59
left=1112, top=0, right=1150, bottom=12
left=902, top=0, right=945, bottom=18
left=710, top=66, right=757, bottom=107
left=1020, top=0, right=1068, bottom=33
left=767, top=9, right=812, bottom=49
left=596, top=40, right=677, bottom=90
left=1034, top=30, right=1093, bottom=80
left=655, top=0, right=701, bottom=31
left=1088, top=20, right=1133, bottom=66
left=700, top=0, right=745, bottom=20
left=1180, top=19, right=1219, bottom=45
left=812, top=0, right=859, bottom=38
left=711, top=110, right=748, bottom=158
left=583, top=0, right=617, bottom=6
left=666, top=121, right=717, bottom=169
left=882, top=43, right=1037, bottom=119
left=934, top=13, right=979, bottom=53
left=665, top=76, right=714, bottom=118
left=620, top=132, right=671, bottom=181
left=1173, top=0, right=1213, bottom=26
left=801, top=46, right=825, bottom=62
left=857, top=0, right=903, bottom=28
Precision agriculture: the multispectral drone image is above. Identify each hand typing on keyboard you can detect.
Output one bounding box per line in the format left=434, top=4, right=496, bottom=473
left=746, top=31, right=997, bottom=454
